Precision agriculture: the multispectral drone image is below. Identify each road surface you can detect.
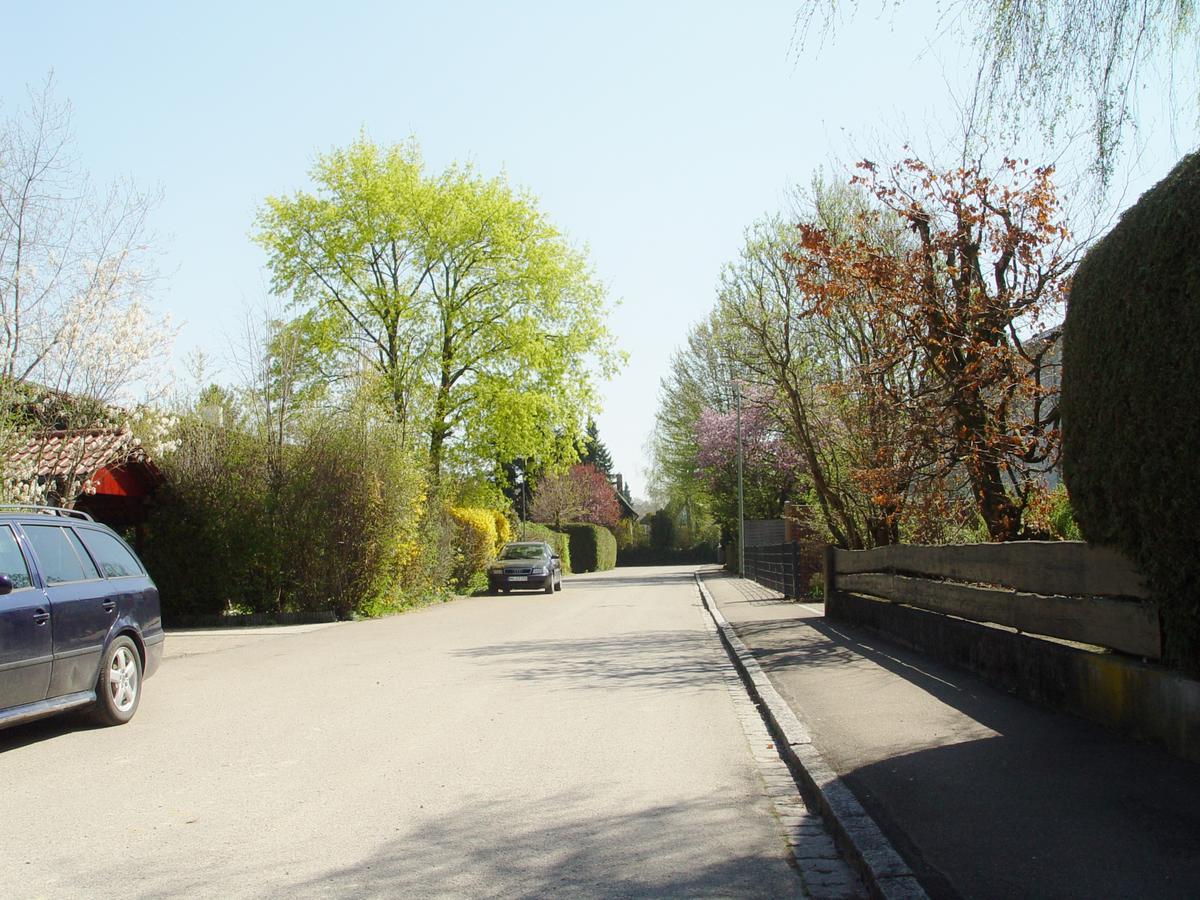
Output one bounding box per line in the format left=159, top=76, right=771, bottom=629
left=0, top=566, right=843, bottom=898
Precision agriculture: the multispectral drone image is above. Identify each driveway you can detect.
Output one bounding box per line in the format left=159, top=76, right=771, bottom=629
left=0, top=567, right=824, bottom=898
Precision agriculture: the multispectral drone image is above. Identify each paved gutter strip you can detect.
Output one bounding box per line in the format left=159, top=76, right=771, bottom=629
left=695, top=573, right=928, bottom=900
left=696, top=592, right=866, bottom=898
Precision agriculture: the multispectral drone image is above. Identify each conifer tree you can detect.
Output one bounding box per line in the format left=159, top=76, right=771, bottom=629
left=580, top=419, right=614, bottom=476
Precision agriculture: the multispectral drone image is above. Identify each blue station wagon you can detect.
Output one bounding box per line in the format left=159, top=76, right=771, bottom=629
left=0, top=506, right=164, bottom=730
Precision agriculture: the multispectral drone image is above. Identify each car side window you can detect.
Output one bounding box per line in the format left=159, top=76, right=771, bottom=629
left=23, top=524, right=92, bottom=585
left=64, top=528, right=102, bottom=579
left=0, top=525, right=33, bottom=590
left=78, top=529, right=144, bottom=578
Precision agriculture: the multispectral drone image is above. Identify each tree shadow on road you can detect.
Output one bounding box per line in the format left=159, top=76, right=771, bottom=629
left=87, top=791, right=802, bottom=898
left=453, top=630, right=728, bottom=694
left=566, top=569, right=700, bottom=590
left=729, top=619, right=863, bottom=671
left=702, top=570, right=802, bottom=607
left=272, top=791, right=803, bottom=899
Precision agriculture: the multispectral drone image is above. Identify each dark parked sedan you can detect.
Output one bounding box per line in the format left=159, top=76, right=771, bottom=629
left=487, top=541, right=563, bottom=594
left=0, top=506, right=164, bottom=730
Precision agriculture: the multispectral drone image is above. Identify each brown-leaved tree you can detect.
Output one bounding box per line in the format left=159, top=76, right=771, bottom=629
left=791, top=155, right=1074, bottom=540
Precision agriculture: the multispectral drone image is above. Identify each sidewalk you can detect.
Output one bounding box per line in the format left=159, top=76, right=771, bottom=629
left=701, top=568, right=1200, bottom=900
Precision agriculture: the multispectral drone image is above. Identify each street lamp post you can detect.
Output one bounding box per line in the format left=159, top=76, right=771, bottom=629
left=735, top=383, right=745, bottom=578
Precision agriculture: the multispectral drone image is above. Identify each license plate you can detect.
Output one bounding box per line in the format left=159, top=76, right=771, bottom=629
left=509, top=575, right=528, bottom=582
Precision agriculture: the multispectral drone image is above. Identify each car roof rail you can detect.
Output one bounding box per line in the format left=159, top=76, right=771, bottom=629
left=0, top=504, right=95, bottom=522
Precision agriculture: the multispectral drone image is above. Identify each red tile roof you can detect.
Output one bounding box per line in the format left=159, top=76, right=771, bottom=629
left=9, top=428, right=147, bottom=480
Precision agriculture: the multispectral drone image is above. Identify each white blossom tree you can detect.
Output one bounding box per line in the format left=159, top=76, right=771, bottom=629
left=0, top=77, right=176, bottom=505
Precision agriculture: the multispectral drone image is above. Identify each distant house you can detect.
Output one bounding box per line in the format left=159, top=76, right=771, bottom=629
left=8, top=427, right=162, bottom=546
left=610, top=473, right=638, bottom=521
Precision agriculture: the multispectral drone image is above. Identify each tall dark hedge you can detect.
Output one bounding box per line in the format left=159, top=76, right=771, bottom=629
left=1062, top=150, right=1200, bottom=672
left=562, top=523, right=617, bottom=573
left=649, top=509, right=676, bottom=550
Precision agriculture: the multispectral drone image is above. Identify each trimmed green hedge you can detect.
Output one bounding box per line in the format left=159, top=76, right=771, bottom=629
left=616, top=543, right=718, bottom=567
left=1062, top=149, right=1200, bottom=673
left=562, top=523, right=617, bottom=573
left=518, top=522, right=572, bottom=574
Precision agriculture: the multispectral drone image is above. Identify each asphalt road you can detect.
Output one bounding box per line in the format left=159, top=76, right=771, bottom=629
left=0, top=566, right=806, bottom=899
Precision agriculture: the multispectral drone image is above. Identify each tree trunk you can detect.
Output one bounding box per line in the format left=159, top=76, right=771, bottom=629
left=957, top=398, right=1022, bottom=541
left=428, top=332, right=455, bottom=483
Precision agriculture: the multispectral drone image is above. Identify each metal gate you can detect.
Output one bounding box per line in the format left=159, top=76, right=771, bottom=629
left=742, top=541, right=823, bottom=600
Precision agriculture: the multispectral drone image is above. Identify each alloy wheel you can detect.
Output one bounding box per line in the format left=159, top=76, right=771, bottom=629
left=107, top=646, right=139, bottom=712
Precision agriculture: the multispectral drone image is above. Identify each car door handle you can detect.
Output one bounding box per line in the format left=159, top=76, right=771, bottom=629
left=33, top=608, right=50, bottom=625
left=102, top=600, right=117, bottom=613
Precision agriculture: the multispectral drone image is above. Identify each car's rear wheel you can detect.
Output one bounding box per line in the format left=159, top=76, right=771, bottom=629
left=92, top=636, right=141, bottom=726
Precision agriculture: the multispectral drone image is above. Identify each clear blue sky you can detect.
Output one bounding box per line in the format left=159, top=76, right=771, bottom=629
left=2, top=2, right=1192, bottom=498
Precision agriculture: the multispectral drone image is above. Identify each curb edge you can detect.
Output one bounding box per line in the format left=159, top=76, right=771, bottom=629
left=695, top=572, right=928, bottom=900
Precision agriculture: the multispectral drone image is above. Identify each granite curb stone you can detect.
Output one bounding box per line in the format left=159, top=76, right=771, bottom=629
left=695, top=572, right=929, bottom=900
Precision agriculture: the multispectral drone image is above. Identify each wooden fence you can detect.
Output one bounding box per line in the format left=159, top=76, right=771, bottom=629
left=743, top=541, right=824, bottom=600
left=825, top=541, right=1161, bottom=659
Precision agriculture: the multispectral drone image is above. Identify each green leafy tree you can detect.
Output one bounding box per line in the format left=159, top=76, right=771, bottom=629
left=653, top=189, right=913, bottom=550
left=648, top=314, right=731, bottom=543
left=498, top=457, right=543, bottom=520
left=255, top=137, right=619, bottom=481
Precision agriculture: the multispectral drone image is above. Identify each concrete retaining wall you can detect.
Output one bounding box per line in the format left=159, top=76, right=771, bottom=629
left=167, top=609, right=338, bottom=629
left=827, top=590, right=1200, bottom=763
